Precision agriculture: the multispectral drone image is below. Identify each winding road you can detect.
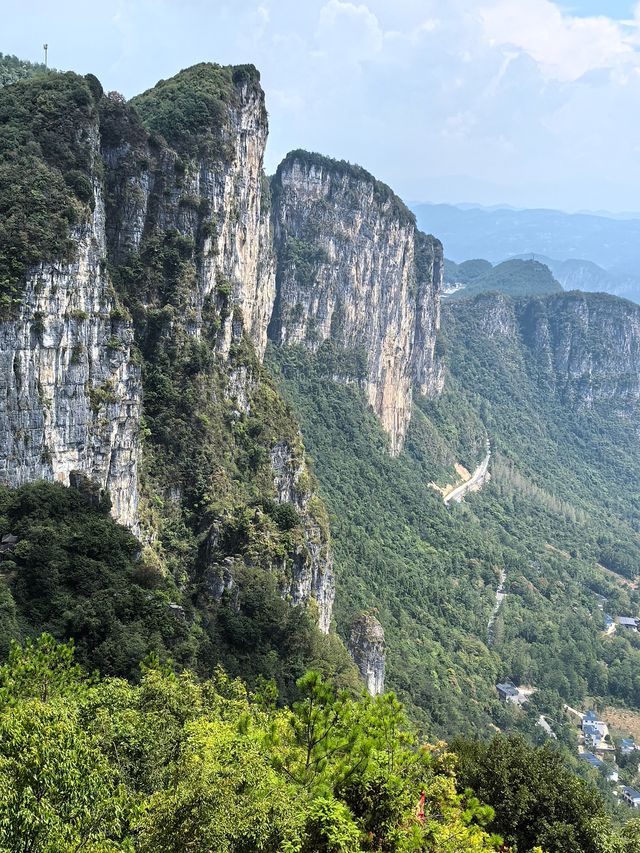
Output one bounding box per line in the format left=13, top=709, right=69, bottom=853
left=444, top=439, right=491, bottom=505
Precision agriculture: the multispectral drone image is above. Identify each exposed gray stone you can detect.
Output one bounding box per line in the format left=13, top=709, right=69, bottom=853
left=270, top=153, right=443, bottom=455
left=0, top=125, right=141, bottom=530
left=348, top=613, right=385, bottom=696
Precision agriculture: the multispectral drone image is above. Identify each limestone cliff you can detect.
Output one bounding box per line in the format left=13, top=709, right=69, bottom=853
left=269, top=150, right=443, bottom=456
left=102, top=63, right=275, bottom=358
left=452, top=291, right=640, bottom=419
left=0, top=121, right=141, bottom=528
left=520, top=292, right=640, bottom=415
left=99, top=66, right=334, bottom=631
left=348, top=613, right=385, bottom=696
left=270, top=440, right=334, bottom=633
left=0, top=65, right=335, bottom=633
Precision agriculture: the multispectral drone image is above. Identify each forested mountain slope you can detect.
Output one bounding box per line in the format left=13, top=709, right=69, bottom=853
left=268, top=288, right=640, bottom=733
left=446, top=258, right=563, bottom=299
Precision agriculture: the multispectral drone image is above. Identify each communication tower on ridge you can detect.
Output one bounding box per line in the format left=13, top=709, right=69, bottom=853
left=43, top=44, right=48, bottom=68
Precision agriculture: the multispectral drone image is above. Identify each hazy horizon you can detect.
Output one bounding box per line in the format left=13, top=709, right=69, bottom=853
left=411, top=199, right=640, bottom=218
left=5, top=0, right=640, bottom=211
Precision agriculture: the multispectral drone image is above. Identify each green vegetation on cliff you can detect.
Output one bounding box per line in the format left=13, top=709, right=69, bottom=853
left=0, top=473, right=353, bottom=703
left=0, top=64, right=357, bottom=698
left=0, top=71, right=101, bottom=312
left=0, top=479, right=197, bottom=677
left=131, top=62, right=262, bottom=156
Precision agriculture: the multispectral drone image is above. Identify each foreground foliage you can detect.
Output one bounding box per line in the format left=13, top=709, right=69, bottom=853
left=0, top=635, right=505, bottom=852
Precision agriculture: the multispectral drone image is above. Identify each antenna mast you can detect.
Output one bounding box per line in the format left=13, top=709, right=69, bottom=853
left=43, top=44, right=48, bottom=68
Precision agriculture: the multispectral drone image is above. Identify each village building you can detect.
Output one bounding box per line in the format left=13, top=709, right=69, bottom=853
left=579, top=752, right=619, bottom=782
left=496, top=683, right=530, bottom=706
left=622, top=787, right=640, bottom=809
left=581, top=711, right=614, bottom=752
left=621, top=738, right=637, bottom=756
left=579, top=751, right=604, bottom=771
left=606, top=765, right=620, bottom=783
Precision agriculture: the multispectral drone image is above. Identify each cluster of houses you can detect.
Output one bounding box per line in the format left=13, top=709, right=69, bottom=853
left=594, top=594, right=639, bottom=635
left=577, top=711, right=620, bottom=785
left=581, top=710, right=614, bottom=752
left=618, top=737, right=640, bottom=809
left=495, top=681, right=640, bottom=808
left=495, top=686, right=640, bottom=807
left=577, top=710, right=640, bottom=808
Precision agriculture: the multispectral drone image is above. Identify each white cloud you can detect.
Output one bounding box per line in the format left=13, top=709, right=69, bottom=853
left=316, top=0, right=384, bottom=61
left=255, top=0, right=640, bottom=208
left=478, top=0, right=635, bottom=81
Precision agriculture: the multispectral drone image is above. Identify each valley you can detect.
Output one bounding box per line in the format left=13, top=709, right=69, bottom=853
left=0, top=49, right=640, bottom=851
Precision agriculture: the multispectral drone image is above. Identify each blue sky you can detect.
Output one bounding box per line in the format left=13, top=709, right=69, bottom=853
left=565, top=1, right=633, bottom=16
left=5, top=0, right=640, bottom=211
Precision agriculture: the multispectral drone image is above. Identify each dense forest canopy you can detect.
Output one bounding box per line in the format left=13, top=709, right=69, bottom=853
left=2, top=633, right=638, bottom=853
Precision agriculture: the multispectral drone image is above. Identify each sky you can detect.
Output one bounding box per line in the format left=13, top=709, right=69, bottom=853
left=4, top=0, right=640, bottom=211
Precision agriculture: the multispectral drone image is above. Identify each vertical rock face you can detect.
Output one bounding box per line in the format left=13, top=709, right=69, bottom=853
left=99, top=66, right=336, bottom=630
left=270, top=150, right=443, bottom=455
left=0, top=131, right=141, bottom=528
left=450, top=291, right=640, bottom=418
left=519, top=292, right=640, bottom=414
left=102, top=66, right=275, bottom=358
left=348, top=613, right=385, bottom=696
left=270, top=441, right=334, bottom=632
left=413, top=231, right=445, bottom=397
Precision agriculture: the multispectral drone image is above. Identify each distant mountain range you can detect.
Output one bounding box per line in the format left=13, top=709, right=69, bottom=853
left=513, top=254, right=640, bottom=304
left=413, top=202, right=640, bottom=303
